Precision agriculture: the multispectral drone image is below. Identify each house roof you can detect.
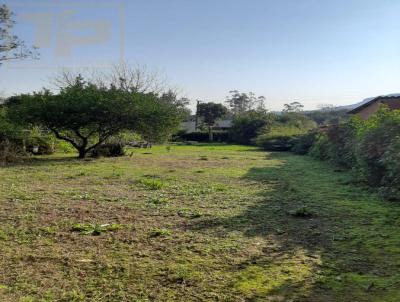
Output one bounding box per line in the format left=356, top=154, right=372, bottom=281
left=348, top=95, right=400, bottom=114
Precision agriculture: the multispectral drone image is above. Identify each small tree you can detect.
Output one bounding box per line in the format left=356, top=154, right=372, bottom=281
left=7, top=76, right=183, bottom=158
left=0, top=4, right=38, bottom=63
left=197, top=102, right=227, bottom=141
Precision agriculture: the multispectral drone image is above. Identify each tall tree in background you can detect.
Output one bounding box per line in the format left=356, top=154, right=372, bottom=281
left=283, top=101, right=304, bottom=113
left=226, top=90, right=266, bottom=115
left=0, top=4, right=38, bottom=63
left=197, top=102, right=227, bottom=141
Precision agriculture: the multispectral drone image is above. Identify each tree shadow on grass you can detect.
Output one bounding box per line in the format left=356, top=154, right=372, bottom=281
left=188, top=152, right=400, bottom=301
left=3, top=155, right=94, bottom=168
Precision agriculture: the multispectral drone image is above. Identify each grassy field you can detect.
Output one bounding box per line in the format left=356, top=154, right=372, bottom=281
left=0, top=144, right=399, bottom=302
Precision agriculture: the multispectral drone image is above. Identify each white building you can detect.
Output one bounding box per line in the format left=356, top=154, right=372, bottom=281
left=180, top=119, right=232, bottom=133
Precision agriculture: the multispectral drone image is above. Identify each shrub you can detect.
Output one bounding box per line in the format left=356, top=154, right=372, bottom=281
left=356, top=108, right=400, bottom=192
left=228, top=111, right=272, bottom=145
left=308, top=118, right=362, bottom=168
left=307, top=107, right=400, bottom=201
left=89, top=142, right=125, bottom=158
left=256, top=125, right=309, bottom=151
left=0, top=107, right=25, bottom=164
left=25, top=136, right=55, bottom=155
left=291, top=131, right=318, bottom=155
left=379, top=137, right=400, bottom=200
left=56, top=140, right=76, bottom=153
left=0, top=139, right=24, bottom=165
left=309, top=133, right=330, bottom=160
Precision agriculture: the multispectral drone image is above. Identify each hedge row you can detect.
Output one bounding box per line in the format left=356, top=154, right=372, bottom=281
left=294, top=107, right=400, bottom=201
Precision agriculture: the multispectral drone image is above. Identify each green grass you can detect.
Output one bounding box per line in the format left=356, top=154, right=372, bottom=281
left=0, top=144, right=399, bottom=301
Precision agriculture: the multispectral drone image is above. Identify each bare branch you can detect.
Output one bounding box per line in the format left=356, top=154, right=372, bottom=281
left=50, top=61, right=170, bottom=95
left=0, top=5, right=39, bottom=64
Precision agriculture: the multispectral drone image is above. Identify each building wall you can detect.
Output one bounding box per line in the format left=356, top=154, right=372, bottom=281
left=180, top=119, right=232, bottom=133
left=180, top=121, right=197, bottom=133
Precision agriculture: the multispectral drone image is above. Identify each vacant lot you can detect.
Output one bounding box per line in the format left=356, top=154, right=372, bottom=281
left=0, top=144, right=399, bottom=302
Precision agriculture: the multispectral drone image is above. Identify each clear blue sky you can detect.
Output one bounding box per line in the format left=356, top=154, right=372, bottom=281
left=1, top=0, right=400, bottom=111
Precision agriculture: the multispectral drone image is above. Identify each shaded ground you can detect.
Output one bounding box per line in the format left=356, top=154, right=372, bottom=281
left=0, top=144, right=399, bottom=301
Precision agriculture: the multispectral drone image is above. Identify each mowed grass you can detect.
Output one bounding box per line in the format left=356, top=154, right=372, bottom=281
left=0, top=144, right=399, bottom=302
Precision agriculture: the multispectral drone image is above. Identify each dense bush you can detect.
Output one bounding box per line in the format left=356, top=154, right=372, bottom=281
left=291, top=131, right=318, bottom=155
left=307, top=107, right=400, bottom=200
left=356, top=109, right=400, bottom=197
left=308, top=133, right=330, bottom=160
left=55, top=140, right=76, bottom=153
left=25, top=136, right=55, bottom=155
left=228, top=111, right=272, bottom=145
left=0, top=139, right=24, bottom=165
left=0, top=107, right=24, bottom=164
left=89, top=142, right=125, bottom=158
left=309, top=119, right=360, bottom=168
left=256, top=125, right=307, bottom=151
left=379, top=138, right=400, bottom=200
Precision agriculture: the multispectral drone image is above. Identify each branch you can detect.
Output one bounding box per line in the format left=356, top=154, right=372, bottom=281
left=73, top=129, right=87, bottom=141
left=49, top=128, right=79, bottom=149
left=85, top=135, right=110, bottom=153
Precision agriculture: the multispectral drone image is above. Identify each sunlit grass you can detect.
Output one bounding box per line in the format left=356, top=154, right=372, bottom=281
left=0, top=144, right=399, bottom=301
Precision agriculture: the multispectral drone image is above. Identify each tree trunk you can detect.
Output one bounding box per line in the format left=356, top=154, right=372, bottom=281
left=77, top=137, right=88, bottom=159
left=208, top=125, right=213, bottom=142
left=78, top=148, right=87, bottom=159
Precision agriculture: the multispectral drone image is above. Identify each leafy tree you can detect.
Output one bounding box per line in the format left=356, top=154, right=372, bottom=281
left=197, top=102, right=227, bottom=141
left=0, top=4, right=38, bottom=63
left=229, top=110, right=273, bottom=145
left=7, top=76, right=183, bottom=158
left=226, top=90, right=265, bottom=115
left=283, top=101, right=304, bottom=113
left=159, top=90, right=191, bottom=119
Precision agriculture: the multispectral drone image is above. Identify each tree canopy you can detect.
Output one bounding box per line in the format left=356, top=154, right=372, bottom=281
left=7, top=75, right=184, bottom=158
left=283, top=101, right=304, bottom=113
left=226, top=90, right=266, bottom=115
left=197, top=102, right=227, bottom=141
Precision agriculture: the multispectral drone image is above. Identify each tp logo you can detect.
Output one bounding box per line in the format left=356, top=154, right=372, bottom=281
left=11, top=1, right=125, bottom=68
